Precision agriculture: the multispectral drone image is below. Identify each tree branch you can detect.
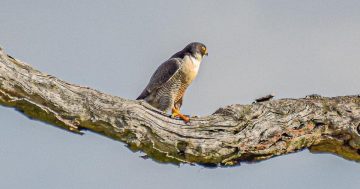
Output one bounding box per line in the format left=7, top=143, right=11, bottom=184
left=0, top=47, right=359, bottom=166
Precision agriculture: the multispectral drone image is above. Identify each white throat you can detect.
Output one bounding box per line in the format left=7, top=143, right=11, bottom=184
left=189, top=55, right=201, bottom=72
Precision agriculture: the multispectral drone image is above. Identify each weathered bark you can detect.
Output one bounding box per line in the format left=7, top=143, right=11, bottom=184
left=0, top=47, right=359, bottom=166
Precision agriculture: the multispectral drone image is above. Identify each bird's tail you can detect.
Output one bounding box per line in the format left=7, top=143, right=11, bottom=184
left=136, top=89, right=149, bottom=100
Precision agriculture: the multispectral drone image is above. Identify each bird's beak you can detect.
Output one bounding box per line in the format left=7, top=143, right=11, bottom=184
left=204, top=49, right=208, bottom=56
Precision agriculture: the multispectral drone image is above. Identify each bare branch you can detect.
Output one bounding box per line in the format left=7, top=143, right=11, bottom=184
left=0, top=48, right=359, bottom=166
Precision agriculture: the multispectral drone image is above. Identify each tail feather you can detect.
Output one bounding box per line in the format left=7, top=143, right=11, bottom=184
left=136, top=89, right=149, bottom=100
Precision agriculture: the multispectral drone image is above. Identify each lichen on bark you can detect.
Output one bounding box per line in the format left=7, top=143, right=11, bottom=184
left=0, top=47, right=359, bottom=166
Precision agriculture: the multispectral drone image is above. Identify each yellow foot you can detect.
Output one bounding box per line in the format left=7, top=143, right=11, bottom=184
left=171, top=107, right=190, bottom=123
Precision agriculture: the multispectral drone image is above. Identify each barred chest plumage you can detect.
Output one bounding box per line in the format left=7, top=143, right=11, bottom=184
left=137, top=42, right=207, bottom=116
left=174, top=55, right=201, bottom=102
left=151, top=55, right=201, bottom=111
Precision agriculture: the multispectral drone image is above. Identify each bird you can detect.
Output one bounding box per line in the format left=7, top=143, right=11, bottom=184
left=137, top=42, right=208, bottom=123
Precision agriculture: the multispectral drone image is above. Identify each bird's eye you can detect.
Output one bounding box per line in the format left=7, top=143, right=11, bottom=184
left=201, top=46, right=206, bottom=51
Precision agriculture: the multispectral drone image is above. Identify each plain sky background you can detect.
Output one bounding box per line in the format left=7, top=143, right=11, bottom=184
left=0, top=0, right=360, bottom=188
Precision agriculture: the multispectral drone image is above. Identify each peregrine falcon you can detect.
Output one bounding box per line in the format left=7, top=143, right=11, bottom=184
left=137, top=42, right=208, bottom=122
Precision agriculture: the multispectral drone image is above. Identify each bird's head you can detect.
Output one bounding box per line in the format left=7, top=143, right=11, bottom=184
left=184, top=42, right=208, bottom=60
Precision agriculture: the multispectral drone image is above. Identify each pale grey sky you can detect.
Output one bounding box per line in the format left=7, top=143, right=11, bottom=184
left=0, top=0, right=359, bottom=188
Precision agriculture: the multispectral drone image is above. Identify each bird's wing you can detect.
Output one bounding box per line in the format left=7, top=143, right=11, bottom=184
left=137, top=58, right=182, bottom=100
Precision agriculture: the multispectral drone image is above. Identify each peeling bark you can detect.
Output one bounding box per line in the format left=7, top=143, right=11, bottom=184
left=0, top=47, right=359, bottom=166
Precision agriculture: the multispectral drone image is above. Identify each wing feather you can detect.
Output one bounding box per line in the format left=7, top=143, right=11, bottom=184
left=137, top=58, right=182, bottom=100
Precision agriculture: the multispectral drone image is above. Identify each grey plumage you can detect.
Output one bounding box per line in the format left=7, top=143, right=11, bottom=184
left=137, top=42, right=207, bottom=113
left=137, top=58, right=184, bottom=112
left=137, top=58, right=182, bottom=101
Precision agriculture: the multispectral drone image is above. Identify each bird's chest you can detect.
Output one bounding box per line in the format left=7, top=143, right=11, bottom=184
left=179, top=56, right=200, bottom=84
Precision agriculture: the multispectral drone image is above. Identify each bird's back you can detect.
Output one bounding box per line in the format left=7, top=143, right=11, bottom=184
left=136, top=42, right=206, bottom=113
left=136, top=58, right=182, bottom=100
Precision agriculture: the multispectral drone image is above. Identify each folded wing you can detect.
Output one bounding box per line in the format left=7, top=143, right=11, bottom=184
left=137, top=58, right=182, bottom=100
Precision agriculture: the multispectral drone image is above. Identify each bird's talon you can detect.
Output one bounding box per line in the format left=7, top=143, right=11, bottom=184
left=171, top=108, right=190, bottom=123
left=183, top=117, right=190, bottom=123
left=136, top=43, right=207, bottom=125
left=171, top=113, right=180, bottom=119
